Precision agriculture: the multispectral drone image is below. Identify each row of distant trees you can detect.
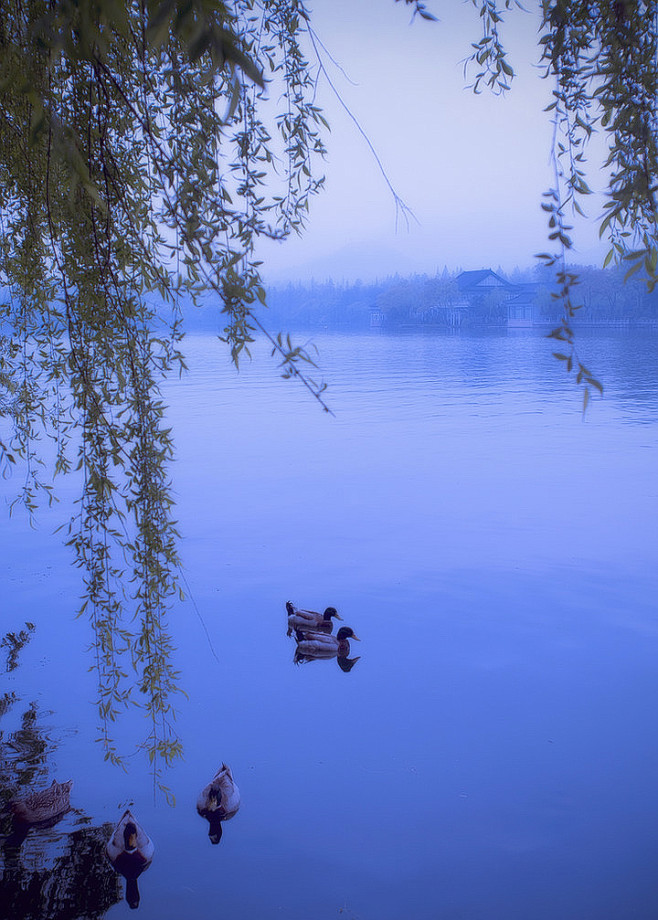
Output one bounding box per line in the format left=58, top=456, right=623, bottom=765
left=256, top=266, right=658, bottom=331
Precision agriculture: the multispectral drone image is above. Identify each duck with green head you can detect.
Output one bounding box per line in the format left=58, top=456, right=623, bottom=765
left=286, top=601, right=342, bottom=636
left=107, top=809, right=154, bottom=909
left=196, top=763, right=240, bottom=844
left=294, top=626, right=360, bottom=658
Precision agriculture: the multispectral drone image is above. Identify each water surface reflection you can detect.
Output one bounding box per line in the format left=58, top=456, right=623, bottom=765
left=2, top=823, right=120, bottom=920
left=2, top=330, right=657, bottom=919
left=0, top=626, right=121, bottom=919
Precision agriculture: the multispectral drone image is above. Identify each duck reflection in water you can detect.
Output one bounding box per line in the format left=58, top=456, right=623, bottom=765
left=294, top=626, right=361, bottom=672
left=196, top=763, right=240, bottom=844
left=8, top=779, right=73, bottom=844
left=286, top=600, right=342, bottom=636
left=107, top=809, right=154, bottom=909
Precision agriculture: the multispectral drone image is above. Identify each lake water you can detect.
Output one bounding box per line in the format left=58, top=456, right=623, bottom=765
left=1, top=329, right=657, bottom=919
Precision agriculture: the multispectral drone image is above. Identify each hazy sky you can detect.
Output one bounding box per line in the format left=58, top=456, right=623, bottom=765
left=259, top=0, right=608, bottom=283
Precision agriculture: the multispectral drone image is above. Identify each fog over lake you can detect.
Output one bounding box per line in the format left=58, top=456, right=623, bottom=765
left=2, top=329, right=657, bottom=919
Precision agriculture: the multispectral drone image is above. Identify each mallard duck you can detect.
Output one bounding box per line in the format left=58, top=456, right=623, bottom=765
left=10, top=779, right=72, bottom=826
left=286, top=601, right=342, bottom=636
left=107, top=809, right=154, bottom=909
left=294, top=626, right=360, bottom=658
left=196, top=763, right=240, bottom=844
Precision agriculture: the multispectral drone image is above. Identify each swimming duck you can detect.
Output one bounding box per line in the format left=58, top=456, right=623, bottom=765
left=10, top=779, right=72, bottom=826
left=286, top=601, right=342, bottom=636
left=107, top=809, right=154, bottom=909
left=196, top=763, right=240, bottom=844
left=295, top=626, right=360, bottom=658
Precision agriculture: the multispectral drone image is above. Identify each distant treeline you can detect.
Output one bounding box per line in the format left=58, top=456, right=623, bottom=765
left=178, top=264, right=658, bottom=332
left=265, top=266, right=658, bottom=331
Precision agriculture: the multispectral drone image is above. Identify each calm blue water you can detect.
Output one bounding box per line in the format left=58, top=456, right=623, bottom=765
left=2, top=329, right=658, bottom=919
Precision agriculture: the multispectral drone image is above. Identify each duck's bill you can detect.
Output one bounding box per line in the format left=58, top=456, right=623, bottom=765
left=350, top=634, right=361, bottom=641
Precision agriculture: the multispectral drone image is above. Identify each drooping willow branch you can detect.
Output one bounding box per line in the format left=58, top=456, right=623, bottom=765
left=534, top=1, right=658, bottom=407
left=0, top=0, right=328, bottom=786
left=460, top=1, right=658, bottom=408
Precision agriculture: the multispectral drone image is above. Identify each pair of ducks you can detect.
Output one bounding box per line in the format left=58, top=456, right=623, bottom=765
left=9, top=764, right=240, bottom=910
left=110, top=764, right=239, bottom=907
left=107, top=764, right=240, bottom=907
left=286, top=601, right=361, bottom=671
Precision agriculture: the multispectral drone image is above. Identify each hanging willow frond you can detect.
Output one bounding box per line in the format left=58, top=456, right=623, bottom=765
left=0, top=0, right=327, bottom=779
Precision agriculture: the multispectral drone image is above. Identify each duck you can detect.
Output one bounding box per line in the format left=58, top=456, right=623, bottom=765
left=294, top=626, right=360, bottom=658
left=106, top=809, right=154, bottom=909
left=286, top=600, right=342, bottom=636
left=10, top=779, right=72, bottom=826
left=196, top=763, right=240, bottom=844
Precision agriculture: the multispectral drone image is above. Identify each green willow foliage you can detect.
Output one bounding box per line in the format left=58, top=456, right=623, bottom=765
left=538, top=0, right=658, bottom=406
left=0, top=0, right=327, bottom=785
left=469, top=0, right=658, bottom=406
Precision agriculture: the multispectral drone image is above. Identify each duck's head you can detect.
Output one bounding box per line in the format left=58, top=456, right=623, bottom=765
left=285, top=601, right=294, bottom=616
left=323, top=607, right=342, bottom=621
left=123, top=821, right=138, bottom=852
left=336, top=627, right=360, bottom=641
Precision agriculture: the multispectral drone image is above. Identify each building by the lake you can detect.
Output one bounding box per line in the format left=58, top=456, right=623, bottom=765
left=456, top=269, right=545, bottom=328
